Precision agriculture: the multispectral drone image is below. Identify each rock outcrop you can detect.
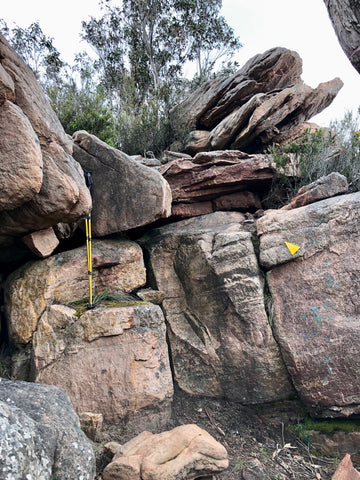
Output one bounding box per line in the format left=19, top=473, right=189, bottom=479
left=33, top=303, right=173, bottom=431
left=323, top=0, right=360, bottom=75
left=5, top=238, right=146, bottom=347
left=0, top=34, right=91, bottom=243
left=258, top=192, right=360, bottom=417
left=102, top=424, right=228, bottom=480
left=290, top=172, right=348, bottom=209
left=5, top=239, right=172, bottom=430
left=176, top=47, right=343, bottom=154
left=0, top=378, right=95, bottom=480
left=160, top=150, right=277, bottom=218
left=142, top=211, right=293, bottom=402
left=73, top=130, right=172, bottom=236
left=332, top=454, right=360, bottom=480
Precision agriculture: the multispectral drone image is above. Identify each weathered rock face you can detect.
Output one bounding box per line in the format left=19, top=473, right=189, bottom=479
left=257, top=192, right=360, bottom=417
left=161, top=150, right=275, bottom=218
left=176, top=47, right=342, bottom=154
left=290, top=172, right=348, bottom=209
left=178, top=47, right=303, bottom=130
left=0, top=35, right=91, bottom=242
left=323, top=0, right=360, bottom=75
left=5, top=238, right=146, bottom=346
left=332, top=454, right=360, bottom=480
left=22, top=227, right=60, bottom=258
left=142, top=211, right=293, bottom=403
left=0, top=378, right=95, bottom=480
left=102, top=424, right=228, bottom=480
left=73, top=130, right=172, bottom=236
left=4, top=238, right=171, bottom=430
left=0, top=101, right=42, bottom=210
left=33, top=303, right=173, bottom=430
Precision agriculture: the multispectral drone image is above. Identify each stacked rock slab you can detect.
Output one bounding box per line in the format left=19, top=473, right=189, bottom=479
left=73, top=130, right=172, bottom=237
left=160, top=150, right=275, bottom=218
left=5, top=238, right=173, bottom=430
left=0, top=35, right=91, bottom=243
left=257, top=192, right=360, bottom=417
left=141, top=211, right=293, bottom=403
left=177, top=47, right=343, bottom=154
left=33, top=303, right=173, bottom=430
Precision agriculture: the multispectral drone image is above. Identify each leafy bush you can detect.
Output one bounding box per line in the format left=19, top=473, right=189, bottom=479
left=265, top=109, right=360, bottom=208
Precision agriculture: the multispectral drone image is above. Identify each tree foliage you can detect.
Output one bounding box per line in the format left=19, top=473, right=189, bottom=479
left=265, top=108, right=360, bottom=208
left=0, top=20, right=64, bottom=85
left=1, top=1, right=241, bottom=155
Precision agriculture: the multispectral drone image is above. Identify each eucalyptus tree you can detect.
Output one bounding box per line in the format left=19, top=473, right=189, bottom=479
left=0, top=20, right=64, bottom=86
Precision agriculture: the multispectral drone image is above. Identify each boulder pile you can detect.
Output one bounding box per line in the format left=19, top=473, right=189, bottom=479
left=176, top=47, right=343, bottom=155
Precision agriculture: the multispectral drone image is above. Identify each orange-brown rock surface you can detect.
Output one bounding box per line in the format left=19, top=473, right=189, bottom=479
left=0, top=34, right=91, bottom=242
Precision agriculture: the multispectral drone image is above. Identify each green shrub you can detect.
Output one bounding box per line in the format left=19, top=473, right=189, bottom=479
left=265, top=108, right=360, bottom=208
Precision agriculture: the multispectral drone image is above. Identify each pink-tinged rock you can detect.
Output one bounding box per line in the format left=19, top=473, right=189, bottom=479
left=0, top=35, right=91, bottom=240
left=102, top=424, right=228, bottom=480
left=183, top=130, right=211, bottom=155
left=0, top=35, right=71, bottom=151
left=290, top=172, right=348, bottom=208
left=0, top=101, right=43, bottom=210
left=73, top=130, right=172, bottom=236
left=177, top=47, right=303, bottom=130
left=172, top=201, right=214, bottom=218
left=257, top=192, right=360, bottom=269
left=5, top=238, right=146, bottom=346
left=160, top=150, right=276, bottom=203
left=332, top=454, right=360, bottom=480
left=22, top=227, right=59, bottom=258
left=33, top=304, right=173, bottom=431
left=260, top=192, right=360, bottom=417
left=213, top=191, right=261, bottom=211
left=141, top=212, right=293, bottom=403
left=227, top=79, right=342, bottom=152
left=0, top=63, right=15, bottom=102
left=177, top=44, right=342, bottom=154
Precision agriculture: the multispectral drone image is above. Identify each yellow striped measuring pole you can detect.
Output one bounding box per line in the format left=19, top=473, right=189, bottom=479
left=84, top=171, right=94, bottom=309
left=85, top=210, right=93, bottom=308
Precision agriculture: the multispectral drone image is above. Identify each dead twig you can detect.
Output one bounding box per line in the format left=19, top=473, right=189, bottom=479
left=204, top=406, right=226, bottom=437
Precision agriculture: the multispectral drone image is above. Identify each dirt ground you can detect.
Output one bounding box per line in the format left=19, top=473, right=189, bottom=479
left=94, top=387, right=353, bottom=479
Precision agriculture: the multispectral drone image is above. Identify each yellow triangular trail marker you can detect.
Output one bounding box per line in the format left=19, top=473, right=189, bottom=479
left=285, top=241, right=300, bottom=255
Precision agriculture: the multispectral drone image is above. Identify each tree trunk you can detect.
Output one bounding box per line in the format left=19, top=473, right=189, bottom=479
left=323, top=0, right=360, bottom=74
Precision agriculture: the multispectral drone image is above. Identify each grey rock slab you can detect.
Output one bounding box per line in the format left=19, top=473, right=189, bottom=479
left=0, top=378, right=95, bottom=479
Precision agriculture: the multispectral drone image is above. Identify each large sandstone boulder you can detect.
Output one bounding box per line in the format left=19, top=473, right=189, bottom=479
left=0, top=34, right=91, bottom=242
left=5, top=238, right=146, bottom=347
left=102, top=424, right=228, bottom=480
left=0, top=378, right=95, bottom=480
left=177, top=47, right=303, bottom=130
left=257, top=192, right=360, bottom=417
left=141, top=212, right=293, bottom=403
left=176, top=47, right=342, bottom=154
left=160, top=150, right=275, bottom=218
left=73, top=130, right=172, bottom=236
left=33, top=303, right=173, bottom=431
left=323, top=0, right=360, bottom=75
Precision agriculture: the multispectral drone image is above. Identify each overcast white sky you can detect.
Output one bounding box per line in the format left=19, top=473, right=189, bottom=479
left=1, top=0, right=359, bottom=126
